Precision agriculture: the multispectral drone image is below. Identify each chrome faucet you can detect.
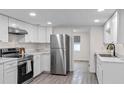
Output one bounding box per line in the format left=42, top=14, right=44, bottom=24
left=106, top=43, right=116, bottom=57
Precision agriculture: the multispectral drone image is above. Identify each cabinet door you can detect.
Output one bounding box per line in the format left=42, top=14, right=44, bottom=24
left=0, top=64, right=4, bottom=84
left=0, top=15, right=8, bottom=42
left=97, top=64, right=103, bottom=84
left=46, top=27, right=52, bottom=43
left=4, top=67, right=17, bottom=84
left=38, top=27, right=46, bottom=43
left=9, top=18, right=26, bottom=29
left=117, top=10, right=124, bottom=43
left=25, top=24, right=33, bottom=42
left=111, top=12, right=117, bottom=43
left=104, top=19, right=113, bottom=44
left=40, top=54, right=44, bottom=73
left=32, top=26, right=38, bottom=42
left=42, top=53, right=50, bottom=72
left=33, top=55, right=41, bottom=77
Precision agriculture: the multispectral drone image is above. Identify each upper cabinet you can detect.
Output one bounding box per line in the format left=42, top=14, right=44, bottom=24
left=46, top=27, right=52, bottom=43
left=117, top=10, right=124, bottom=43
left=38, top=26, right=46, bottom=43
left=104, top=9, right=124, bottom=44
left=104, top=11, right=117, bottom=44
left=9, top=18, right=39, bottom=43
left=38, top=26, right=52, bottom=43
left=0, top=15, right=53, bottom=43
left=0, top=15, right=8, bottom=42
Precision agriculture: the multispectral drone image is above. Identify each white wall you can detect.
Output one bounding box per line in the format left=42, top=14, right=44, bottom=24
left=115, top=44, right=124, bottom=57
left=89, top=26, right=107, bottom=73
left=73, top=31, right=90, bottom=61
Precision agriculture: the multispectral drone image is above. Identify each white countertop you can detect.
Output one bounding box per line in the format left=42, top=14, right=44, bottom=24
left=26, top=51, right=50, bottom=55
left=0, top=58, right=18, bottom=64
left=97, top=54, right=124, bottom=63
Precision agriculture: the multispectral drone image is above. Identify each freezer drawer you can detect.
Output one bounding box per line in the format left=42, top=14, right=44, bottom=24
left=51, top=49, right=67, bottom=75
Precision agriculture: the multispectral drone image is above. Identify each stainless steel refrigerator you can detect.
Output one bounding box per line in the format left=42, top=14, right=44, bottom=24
left=50, top=34, right=70, bottom=75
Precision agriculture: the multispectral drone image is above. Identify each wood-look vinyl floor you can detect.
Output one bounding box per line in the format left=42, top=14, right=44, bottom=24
left=30, top=61, right=98, bottom=84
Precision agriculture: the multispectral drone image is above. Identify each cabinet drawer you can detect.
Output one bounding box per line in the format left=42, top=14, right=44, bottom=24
left=4, top=61, right=17, bottom=69
left=5, top=67, right=17, bottom=73
left=97, top=64, right=103, bottom=84
left=4, top=67, right=17, bottom=84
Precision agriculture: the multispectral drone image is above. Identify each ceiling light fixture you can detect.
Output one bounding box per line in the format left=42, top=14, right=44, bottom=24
left=47, top=21, right=52, bottom=25
left=73, top=29, right=77, bottom=32
left=94, top=19, right=100, bottom=23
left=29, top=12, right=36, bottom=17
left=97, top=9, right=105, bottom=12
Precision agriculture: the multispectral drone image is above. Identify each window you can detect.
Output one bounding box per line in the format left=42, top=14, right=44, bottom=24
left=73, top=36, right=80, bottom=51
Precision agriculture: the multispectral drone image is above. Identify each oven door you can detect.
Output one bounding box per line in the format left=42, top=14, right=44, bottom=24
left=25, top=59, right=33, bottom=81
left=18, top=62, right=26, bottom=84
left=18, top=58, right=33, bottom=84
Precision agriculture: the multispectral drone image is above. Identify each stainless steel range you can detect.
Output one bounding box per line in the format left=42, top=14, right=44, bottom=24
left=0, top=48, right=34, bottom=84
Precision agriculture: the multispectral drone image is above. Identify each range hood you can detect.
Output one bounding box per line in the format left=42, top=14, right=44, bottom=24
left=8, top=26, right=28, bottom=35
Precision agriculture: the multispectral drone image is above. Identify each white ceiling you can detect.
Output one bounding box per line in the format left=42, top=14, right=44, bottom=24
left=0, top=9, right=115, bottom=26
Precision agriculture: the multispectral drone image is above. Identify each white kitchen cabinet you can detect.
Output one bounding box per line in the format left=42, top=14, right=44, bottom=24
left=46, top=27, right=52, bottom=43
left=96, top=55, right=124, bottom=84
left=104, top=10, right=124, bottom=44
left=104, top=11, right=117, bottom=44
left=4, top=60, right=17, bottom=84
left=38, top=26, right=52, bottom=43
left=9, top=18, right=27, bottom=29
left=41, top=53, right=50, bottom=72
left=9, top=18, right=39, bottom=43
left=0, top=15, right=8, bottom=42
left=31, top=25, right=38, bottom=42
left=117, top=10, right=124, bottom=43
left=38, top=27, right=46, bottom=43
left=40, top=54, right=44, bottom=73
left=0, top=63, right=4, bottom=84
left=96, top=57, right=103, bottom=84
left=25, top=24, right=33, bottom=42
left=97, top=64, right=103, bottom=84
left=25, top=24, right=39, bottom=43
left=33, top=54, right=41, bottom=77
left=4, top=67, right=17, bottom=84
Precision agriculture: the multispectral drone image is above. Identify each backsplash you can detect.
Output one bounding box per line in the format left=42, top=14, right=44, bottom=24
left=115, top=44, right=124, bottom=57
left=0, top=42, right=50, bottom=52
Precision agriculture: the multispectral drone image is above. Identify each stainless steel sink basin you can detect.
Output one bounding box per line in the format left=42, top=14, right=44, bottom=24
left=99, top=54, right=117, bottom=57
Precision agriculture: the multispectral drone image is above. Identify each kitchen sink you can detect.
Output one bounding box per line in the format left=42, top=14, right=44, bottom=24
left=99, top=54, right=117, bottom=57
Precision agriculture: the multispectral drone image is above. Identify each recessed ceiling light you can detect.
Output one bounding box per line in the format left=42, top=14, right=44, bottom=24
left=97, top=9, right=104, bottom=12
left=94, top=19, right=100, bottom=23
left=47, top=21, right=52, bottom=25
left=73, top=29, right=77, bottom=32
left=29, top=12, right=36, bottom=17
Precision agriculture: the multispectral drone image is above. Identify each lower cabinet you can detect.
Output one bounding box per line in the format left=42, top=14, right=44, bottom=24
left=4, top=67, right=17, bottom=84
left=33, top=54, right=41, bottom=77
left=33, top=53, right=50, bottom=77
left=0, top=63, right=4, bottom=84
left=97, top=64, right=103, bottom=84
left=96, top=55, right=124, bottom=84
left=96, top=57, right=103, bottom=84
left=41, top=53, right=50, bottom=72
left=4, top=60, right=17, bottom=84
